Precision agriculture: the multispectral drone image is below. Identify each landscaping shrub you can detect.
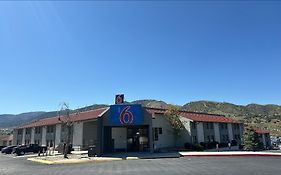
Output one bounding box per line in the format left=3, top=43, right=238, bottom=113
left=192, top=144, right=204, bottom=151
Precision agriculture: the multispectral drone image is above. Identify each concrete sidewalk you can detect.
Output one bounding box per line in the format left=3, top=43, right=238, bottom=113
left=27, top=152, right=181, bottom=165
left=180, top=151, right=281, bottom=157
left=102, top=152, right=181, bottom=159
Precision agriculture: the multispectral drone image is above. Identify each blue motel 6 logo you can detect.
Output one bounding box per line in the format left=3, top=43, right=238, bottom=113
left=110, top=104, right=142, bottom=125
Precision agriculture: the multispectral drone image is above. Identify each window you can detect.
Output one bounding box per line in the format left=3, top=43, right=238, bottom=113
left=191, top=122, right=196, bottom=129
left=236, top=124, right=240, bottom=130
left=18, top=129, right=23, bottom=135
left=35, top=127, right=41, bottom=134
left=47, top=125, right=54, bottom=133
left=221, top=123, right=227, bottom=130
left=158, top=127, right=162, bottom=134
left=25, top=128, right=31, bottom=135
left=192, top=136, right=197, bottom=144
left=207, top=136, right=210, bottom=142
left=210, top=123, right=214, bottom=129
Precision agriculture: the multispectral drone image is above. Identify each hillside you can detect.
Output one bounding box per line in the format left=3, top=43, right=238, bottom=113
left=0, top=104, right=108, bottom=128
left=1, top=100, right=281, bottom=136
left=182, top=101, right=281, bottom=136
left=0, top=112, right=46, bottom=128
left=131, top=100, right=168, bottom=109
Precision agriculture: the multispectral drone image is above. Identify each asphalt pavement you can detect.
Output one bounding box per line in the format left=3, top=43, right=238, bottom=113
left=0, top=153, right=281, bottom=175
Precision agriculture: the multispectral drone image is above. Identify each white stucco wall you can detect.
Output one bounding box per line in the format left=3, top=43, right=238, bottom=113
left=214, top=123, right=221, bottom=142
left=176, top=117, right=192, bottom=147
left=55, top=124, right=61, bottom=147
left=197, top=122, right=204, bottom=143
left=227, top=123, right=234, bottom=141
left=41, top=126, right=47, bottom=146
left=112, top=127, right=127, bottom=150
left=21, top=128, right=26, bottom=145
left=152, top=114, right=175, bottom=149
left=30, top=127, right=35, bottom=144
left=72, top=122, right=83, bottom=148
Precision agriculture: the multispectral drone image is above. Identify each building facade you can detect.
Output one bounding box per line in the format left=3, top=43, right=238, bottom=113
left=255, top=129, right=271, bottom=149
left=0, top=135, right=13, bottom=146
left=13, top=104, right=243, bottom=155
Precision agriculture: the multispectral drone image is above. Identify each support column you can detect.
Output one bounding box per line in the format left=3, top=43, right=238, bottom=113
left=227, top=123, right=234, bottom=141
left=55, top=124, right=62, bottom=147
left=72, top=122, right=83, bottom=150
left=197, top=122, right=205, bottom=143
left=22, top=128, right=26, bottom=145
left=41, top=126, right=47, bottom=146
left=239, top=124, right=244, bottom=144
left=30, top=127, right=35, bottom=144
left=13, top=129, right=18, bottom=145
left=214, top=123, right=221, bottom=143
left=262, top=134, right=266, bottom=148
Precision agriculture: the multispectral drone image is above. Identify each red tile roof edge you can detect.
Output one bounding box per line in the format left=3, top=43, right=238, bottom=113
left=145, top=107, right=241, bottom=124
left=255, top=129, right=270, bottom=134
left=17, top=107, right=108, bottom=129
left=16, top=106, right=241, bottom=129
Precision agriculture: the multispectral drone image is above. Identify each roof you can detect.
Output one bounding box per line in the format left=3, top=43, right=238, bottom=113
left=255, top=129, right=270, bottom=134
left=145, top=107, right=241, bottom=123
left=17, top=106, right=240, bottom=129
left=18, top=107, right=108, bottom=129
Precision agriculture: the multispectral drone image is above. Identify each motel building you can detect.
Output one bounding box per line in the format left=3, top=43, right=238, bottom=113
left=255, top=129, right=271, bottom=149
left=13, top=104, right=243, bottom=155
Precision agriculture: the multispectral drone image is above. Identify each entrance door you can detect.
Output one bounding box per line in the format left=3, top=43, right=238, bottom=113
left=127, top=126, right=149, bottom=152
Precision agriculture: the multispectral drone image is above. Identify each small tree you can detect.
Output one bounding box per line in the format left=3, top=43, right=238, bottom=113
left=243, top=126, right=263, bottom=151
left=164, top=105, right=184, bottom=138
left=58, top=103, right=73, bottom=159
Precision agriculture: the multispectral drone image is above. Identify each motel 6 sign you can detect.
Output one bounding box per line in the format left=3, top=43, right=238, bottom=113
left=110, top=104, right=142, bottom=125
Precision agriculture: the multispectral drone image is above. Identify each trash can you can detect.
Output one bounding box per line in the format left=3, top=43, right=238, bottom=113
left=88, top=145, right=96, bottom=157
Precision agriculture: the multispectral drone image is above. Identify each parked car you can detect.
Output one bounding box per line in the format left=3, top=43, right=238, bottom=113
left=1, top=145, right=17, bottom=154
left=0, top=146, right=6, bottom=150
left=13, top=144, right=47, bottom=156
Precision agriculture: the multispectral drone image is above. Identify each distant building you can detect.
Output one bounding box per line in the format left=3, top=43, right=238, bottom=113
left=255, top=129, right=271, bottom=149
left=13, top=105, right=243, bottom=155
left=0, top=135, right=13, bottom=146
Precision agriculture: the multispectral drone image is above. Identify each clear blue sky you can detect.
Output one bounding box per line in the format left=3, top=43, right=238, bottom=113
left=0, top=1, right=281, bottom=114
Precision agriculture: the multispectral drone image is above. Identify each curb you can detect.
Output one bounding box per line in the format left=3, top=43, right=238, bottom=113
left=27, top=157, right=124, bottom=165
left=181, top=154, right=281, bottom=157
left=27, top=158, right=54, bottom=165
left=138, top=156, right=181, bottom=159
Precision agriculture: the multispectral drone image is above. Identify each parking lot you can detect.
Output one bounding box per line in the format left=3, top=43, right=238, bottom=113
left=1, top=153, right=281, bottom=175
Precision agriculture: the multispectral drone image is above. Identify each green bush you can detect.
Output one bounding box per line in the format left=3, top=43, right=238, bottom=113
left=192, top=144, right=204, bottom=151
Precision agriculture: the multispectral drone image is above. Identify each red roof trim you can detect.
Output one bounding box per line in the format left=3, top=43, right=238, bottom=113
left=255, top=129, right=270, bottom=134
left=17, top=107, right=108, bottom=129
left=145, top=107, right=241, bottom=124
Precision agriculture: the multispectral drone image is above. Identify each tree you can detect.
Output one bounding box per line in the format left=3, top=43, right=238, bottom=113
left=243, top=126, right=263, bottom=151
left=164, top=105, right=184, bottom=138
left=58, top=103, right=74, bottom=159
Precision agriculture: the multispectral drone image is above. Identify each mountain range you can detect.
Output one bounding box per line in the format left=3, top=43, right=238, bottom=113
left=1, top=100, right=281, bottom=136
